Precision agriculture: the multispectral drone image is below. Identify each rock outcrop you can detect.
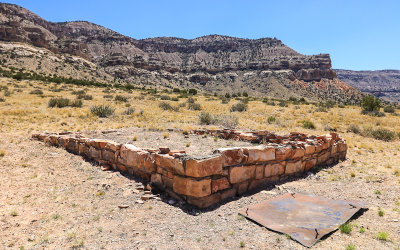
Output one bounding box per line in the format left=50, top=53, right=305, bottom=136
left=0, top=3, right=362, bottom=103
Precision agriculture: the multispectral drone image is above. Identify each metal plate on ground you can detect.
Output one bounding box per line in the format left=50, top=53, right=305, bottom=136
left=239, top=193, right=366, bottom=247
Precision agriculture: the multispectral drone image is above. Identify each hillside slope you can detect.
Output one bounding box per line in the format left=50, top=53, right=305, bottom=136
left=0, top=2, right=362, bottom=102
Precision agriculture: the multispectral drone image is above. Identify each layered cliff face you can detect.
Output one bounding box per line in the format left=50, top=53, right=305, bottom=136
left=0, top=3, right=362, bottom=103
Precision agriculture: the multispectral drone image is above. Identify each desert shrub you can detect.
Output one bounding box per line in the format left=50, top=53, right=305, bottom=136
left=278, top=101, right=288, bottom=107
left=124, top=107, right=135, bottom=115
left=188, top=88, right=197, bottom=95
left=347, top=124, right=361, bottom=134
left=363, top=128, right=396, bottom=141
left=339, top=222, right=352, bottom=234
left=230, top=102, right=248, bottom=112
left=160, top=95, right=171, bottom=100
left=71, top=90, right=86, bottom=95
left=48, top=97, right=70, bottom=108
left=3, top=89, right=10, bottom=96
left=115, top=95, right=128, bottom=102
left=70, top=99, right=83, bottom=108
left=171, top=97, right=179, bottom=101
left=225, top=93, right=231, bottom=98
left=0, top=97, right=4, bottom=102
left=267, top=116, right=276, bottom=124
left=361, top=95, right=381, bottom=112
left=361, top=109, right=385, bottom=117
left=187, top=97, right=195, bottom=103
left=376, top=231, right=389, bottom=241
left=178, top=102, right=187, bottom=107
left=383, top=106, right=395, bottom=113
left=159, top=102, right=179, bottom=111
left=188, top=102, right=201, bottom=110
left=90, top=105, right=115, bottom=118
left=221, top=97, right=230, bottom=104
left=103, top=94, right=113, bottom=99
left=29, top=89, right=43, bottom=95
left=77, top=94, right=93, bottom=100
left=301, top=120, right=316, bottom=129
left=215, top=114, right=239, bottom=129
left=199, top=112, right=215, bottom=125
left=242, top=92, right=248, bottom=97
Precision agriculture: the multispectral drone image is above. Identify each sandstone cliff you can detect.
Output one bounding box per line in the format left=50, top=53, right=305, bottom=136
left=0, top=3, right=362, bottom=103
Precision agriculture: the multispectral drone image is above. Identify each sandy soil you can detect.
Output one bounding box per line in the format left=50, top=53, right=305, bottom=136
left=85, top=128, right=254, bottom=157
left=1, top=131, right=399, bottom=250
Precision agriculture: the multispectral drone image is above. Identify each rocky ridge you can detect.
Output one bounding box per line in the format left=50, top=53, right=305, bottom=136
left=0, top=2, right=362, bottom=102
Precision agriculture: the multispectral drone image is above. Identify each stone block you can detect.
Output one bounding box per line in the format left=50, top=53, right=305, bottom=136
left=304, top=144, right=315, bottom=155
left=285, top=161, right=303, bottom=175
left=255, top=165, right=265, bottom=179
left=214, top=148, right=247, bottom=166
left=162, top=175, right=173, bottom=189
left=291, top=147, right=305, bottom=159
left=317, top=151, right=330, bottom=164
left=244, top=145, right=275, bottom=163
left=276, top=146, right=292, bottom=161
left=229, top=165, right=255, bottom=184
left=304, top=158, right=317, bottom=171
left=105, top=141, right=122, bottom=152
left=265, top=163, right=285, bottom=177
left=173, top=176, right=211, bottom=197
left=185, top=155, right=223, bottom=177
left=211, top=177, right=230, bottom=193
left=78, top=143, right=89, bottom=156
left=155, top=154, right=184, bottom=175
left=102, top=150, right=115, bottom=163
left=237, top=181, right=249, bottom=195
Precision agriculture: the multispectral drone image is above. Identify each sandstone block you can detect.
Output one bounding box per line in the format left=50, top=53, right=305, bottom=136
left=317, top=151, right=330, bottom=164
left=162, top=175, right=173, bottom=189
left=244, top=145, right=275, bottom=163
left=155, top=154, right=184, bottom=175
left=102, top=150, right=115, bottom=163
left=105, top=141, right=122, bottom=152
left=276, top=146, right=292, bottom=161
left=304, top=158, right=317, bottom=171
left=173, top=176, right=211, bottom=197
left=304, top=144, right=315, bottom=155
left=229, top=165, right=255, bottom=184
left=237, top=181, right=249, bottom=195
left=291, top=147, right=305, bottom=159
left=211, top=177, right=230, bottom=193
left=185, top=155, right=223, bottom=177
left=248, top=176, right=279, bottom=190
left=214, top=148, right=247, bottom=166
left=255, top=165, right=265, bottom=179
left=78, top=143, right=89, bottom=156
left=265, top=163, right=285, bottom=177
left=285, top=161, right=303, bottom=175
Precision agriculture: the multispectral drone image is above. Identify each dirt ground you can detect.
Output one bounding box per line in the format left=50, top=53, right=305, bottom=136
left=85, top=128, right=254, bottom=157
left=1, top=130, right=399, bottom=250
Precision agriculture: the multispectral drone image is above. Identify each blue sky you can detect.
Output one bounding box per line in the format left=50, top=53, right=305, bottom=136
left=4, top=0, right=400, bottom=70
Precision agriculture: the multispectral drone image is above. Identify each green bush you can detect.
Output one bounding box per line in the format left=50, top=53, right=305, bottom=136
left=302, top=120, right=316, bottom=129
left=70, top=99, right=83, bottom=108
left=90, top=105, right=115, bottom=118
left=215, top=114, right=239, bottom=129
left=267, top=116, right=276, bottom=124
left=188, top=102, right=201, bottom=110
left=347, top=124, right=361, bottom=134
left=383, top=106, right=395, bottom=113
left=160, top=95, right=171, bottom=100
left=363, top=128, right=396, bottom=141
left=115, top=95, right=128, bottom=102
left=124, top=107, right=135, bottom=115
left=339, top=222, right=352, bottom=234
left=29, top=89, right=43, bottom=95
left=77, top=94, right=93, bottom=100
left=48, top=97, right=70, bottom=108
left=361, top=95, right=381, bottom=112
left=199, top=112, right=215, bottom=125
left=159, top=102, right=179, bottom=111
left=188, top=88, right=198, bottom=95
left=230, top=102, right=248, bottom=112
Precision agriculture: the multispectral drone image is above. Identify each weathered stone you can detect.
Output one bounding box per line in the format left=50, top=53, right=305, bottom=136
left=317, top=151, right=330, bottom=164
left=102, top=150, right=115, bottom=163
left=337, top=141, right=347, bottom=152
left=187, top=193, right=220, bottom=209
left=265, top=163, right=285, bottom=177
left=304, top=144, right=315, bottom=155
left=173, top=176, right=211, bottom=197
left=117, top=164, right=128, bottom=173
left=304, top=158, right=317, bottom=171
left=255, top=165, right=265, bottom=179
left=105, top=141, right=122, bottom=151
left=276, top=146, right=292, bottom=161
left=331, top=144, right=338, bottom=154
left=89, top=146, right=101, bottom=160
left=137, top=151, right=156, bottom=173
left=78, top=143, right=89, bottom=156
left=155, top=154, right=184, bottom=175
left=291, top=147, right=305, bottom=159
left=211, top=177, right=230, bottom=193
left=285, top=161, right=303, bottom=175
left=185, top=155, right=223, bottom=177
left=159, top=147, right=170, bottom=154
left=162, top=175, right=173, bottom=189
left=150, top=173, right=163, bottom=187
left=229, top=165, right=255, bottom=184
left=248, top=176, right=278, bottom=190
left=214, top=148, right=247, bottom=166
left=237, top=181, right=249, bottom=195
left=244, top=145, right=275, bottom=163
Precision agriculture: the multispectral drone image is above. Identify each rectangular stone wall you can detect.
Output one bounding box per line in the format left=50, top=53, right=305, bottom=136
left=32, top=130, right=347, bottom=209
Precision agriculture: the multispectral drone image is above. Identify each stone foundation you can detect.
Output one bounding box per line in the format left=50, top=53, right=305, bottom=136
left=32, top=130, right=347, bottom=209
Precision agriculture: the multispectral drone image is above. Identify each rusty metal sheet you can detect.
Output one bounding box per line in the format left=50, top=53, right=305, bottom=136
left=239, top=193, right=366, bottom=247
